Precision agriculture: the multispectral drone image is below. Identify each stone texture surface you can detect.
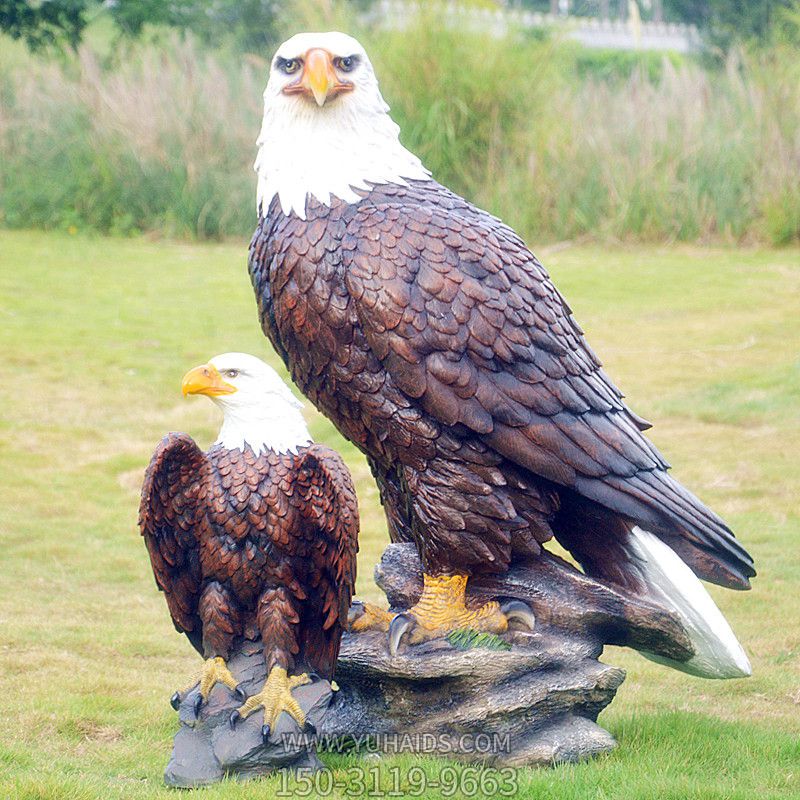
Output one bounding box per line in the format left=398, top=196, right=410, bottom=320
left=164, top=544, right=696, bottom=778
left=320, top=543, right=695, bottom=767
left=164, top=640, right=332, bottom=788
left=327, top=626, right=624, bottom=767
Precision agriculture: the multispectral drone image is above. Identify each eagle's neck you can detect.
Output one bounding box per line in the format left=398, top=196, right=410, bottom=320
left=255, top=98, right=430, bottom=220
left=215, top=401, right=311, bottom=457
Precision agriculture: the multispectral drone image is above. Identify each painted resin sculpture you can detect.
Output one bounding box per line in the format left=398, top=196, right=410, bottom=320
left=139, top=353, right=358, bottom=743
left=247, top=32, right=754, bottom=678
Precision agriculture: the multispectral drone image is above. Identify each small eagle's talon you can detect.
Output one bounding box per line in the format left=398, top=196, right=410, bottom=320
left=261, top=723, right=271, bottom=742
left=501, top=600, right=536, bottom=631
left=304, top=720, right=317, bottom=735
left=229, top=710, right=241, bottom=730
left=388, top=612, right=415, bottom=656
left=192, top=693, right=203, bottom=717
left=170, top=691, right=182, bottom=711
left=233, top=684, right=247, bottom=702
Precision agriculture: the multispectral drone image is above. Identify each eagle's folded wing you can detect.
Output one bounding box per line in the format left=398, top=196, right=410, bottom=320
left=139, top=432, right=209, bottom=654
left=295, top=444, right=359, bottom=678
left=342, top=195, right=754, bottom=590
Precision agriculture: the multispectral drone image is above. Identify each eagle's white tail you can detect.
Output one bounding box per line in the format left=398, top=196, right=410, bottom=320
left=627, top=526, right=751, bottom=679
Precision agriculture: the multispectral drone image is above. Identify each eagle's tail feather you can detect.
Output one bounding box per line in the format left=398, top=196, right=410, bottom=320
left=626, top=526, right=751, bottom=679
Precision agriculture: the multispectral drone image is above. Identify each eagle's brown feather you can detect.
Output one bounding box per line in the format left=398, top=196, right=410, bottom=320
left=249, top=180, right=754, bottom=591
left=140, top=433, right=207, bottom=651
left=140, top=434, right=358, bottom=679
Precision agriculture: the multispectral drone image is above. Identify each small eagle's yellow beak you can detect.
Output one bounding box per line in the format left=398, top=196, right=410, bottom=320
left=181, top=364, right=236, bottom=398
left=283, top=48, right=353, bottom=107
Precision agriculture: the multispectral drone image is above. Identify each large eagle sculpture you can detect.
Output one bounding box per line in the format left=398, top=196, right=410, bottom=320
left=140, top=353, right=358, bottom=738
left=248, top=32, right=754, bottom=677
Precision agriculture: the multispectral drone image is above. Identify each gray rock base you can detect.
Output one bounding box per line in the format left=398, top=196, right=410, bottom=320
left=321, top=542, right=694, bottom=768
left=326, top=627, right=624, bottom=767
left=164, top=639, right=333, bottom=788
left=164, top=543, right=693, bottom=777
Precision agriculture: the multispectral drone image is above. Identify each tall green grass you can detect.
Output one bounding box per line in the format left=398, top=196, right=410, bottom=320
left=0, top=10, right=798, bottom=243
left=0, top=40, right=263, bottom=238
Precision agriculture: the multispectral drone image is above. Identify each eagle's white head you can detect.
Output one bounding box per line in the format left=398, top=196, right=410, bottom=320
left=255, top=31, right=430, bottom=220
left=181, top=352, right=312, bottom=455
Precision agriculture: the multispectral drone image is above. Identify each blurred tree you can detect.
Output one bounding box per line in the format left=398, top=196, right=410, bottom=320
left=0, top=0, right=90, bottom=49
left=108, top=0, right=281, bottom=51
left=198, top=0, right=280, bottom=51
left=4, top=0, right=791, bottom=52
left=512, top=0, right=792, bottom=38
left=774, top=0, right=800, bottom=42
left=106, top=0, right=200, bottom=36
left=0, top=0, right=283, bottom=52
left=664, top=0, right=794, bottom=44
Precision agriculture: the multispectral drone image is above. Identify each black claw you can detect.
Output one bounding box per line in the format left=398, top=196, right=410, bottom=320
left=501, top=600, right=536, bottom=631
left=261, top=724, right=271, bottom=742
left=304, top=720, right=317, bottom=735
left=388, top=612, right=415, bottom=657
left=229, top=710, right=241, bottom=730
left=233, top=684, right=247, bottom=702
left=170, top=692, right=181, bottom=711
left=307, top=671, right=321, bottom=682
left=192, top=693, right=203, bottom=718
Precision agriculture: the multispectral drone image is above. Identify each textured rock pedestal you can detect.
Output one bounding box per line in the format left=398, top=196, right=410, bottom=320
left=165, top=640, right=333, bottom=788
left=323, top=543, right=694, bottom=767
left=164, top=544, right=695, bottom=781
left=327, top=628, right=624, bottom=766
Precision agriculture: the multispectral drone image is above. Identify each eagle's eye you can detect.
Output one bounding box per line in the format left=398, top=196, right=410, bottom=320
left=334, top=55, right=358, bottom=73
left=278, top=57, right=301, bottom=75
left=225, top=369, right=239, bottom=378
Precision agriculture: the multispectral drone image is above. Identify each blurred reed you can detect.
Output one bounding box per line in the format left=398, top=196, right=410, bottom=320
left=0, top=12, right=797, bottom=243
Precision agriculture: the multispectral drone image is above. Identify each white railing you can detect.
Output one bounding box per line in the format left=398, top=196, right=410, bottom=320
left=366, top=1, right=702, bottom=52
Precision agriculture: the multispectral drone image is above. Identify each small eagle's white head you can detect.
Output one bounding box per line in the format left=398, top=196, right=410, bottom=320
left=255, top=31, right=430, bottom=220
left=181, top=352, right=311, bottom=455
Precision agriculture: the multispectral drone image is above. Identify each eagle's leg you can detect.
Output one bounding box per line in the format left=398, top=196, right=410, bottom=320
left=170, top=581, right=243, bottom=714
left=229, top=587, right=311, bottom=742
left=388, top=573, right=535, bottom=655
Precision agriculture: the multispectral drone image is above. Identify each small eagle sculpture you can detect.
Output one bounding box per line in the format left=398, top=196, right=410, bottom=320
left=247, top=32, right=754, bottom=678
left=139, top=353, right=358, bottom=738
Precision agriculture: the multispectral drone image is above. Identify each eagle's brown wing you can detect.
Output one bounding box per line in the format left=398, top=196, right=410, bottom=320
left=295, top=444, right=359, bottom=679
left=341, top=193, right=754, bottom=589
left=139, top=432, right=209, bottom=655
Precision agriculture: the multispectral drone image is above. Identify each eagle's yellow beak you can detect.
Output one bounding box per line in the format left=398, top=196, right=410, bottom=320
left=181, top=364, right=236, bottom=398
left=305, top=48, right=336, bottom=107
left=283, top=48, right=353, bottom=107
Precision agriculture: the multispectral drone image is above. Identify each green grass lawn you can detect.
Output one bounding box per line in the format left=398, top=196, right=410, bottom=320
left=0, top=230, right=798, bottom=799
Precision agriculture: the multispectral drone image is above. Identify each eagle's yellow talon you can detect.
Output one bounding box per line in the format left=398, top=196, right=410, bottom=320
left=409, top=574, right=508, bottom=635
left=348, top=600, right=394, bottom=632
left=233, top=666, right=309, bottom=732
left=288, top=673, right=312, bottom=690
left=173, top=656, right=238, bottom=711
left=196, top=656, right=238, bottom=698
left=388, top=573, right=533, bottom=655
